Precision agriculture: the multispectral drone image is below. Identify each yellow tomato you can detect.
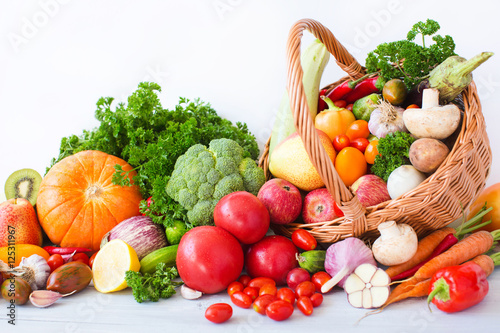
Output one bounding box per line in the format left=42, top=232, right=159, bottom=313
left=334, top=147, right=367, bottom=186
left=364, top=140, right=380, bottom=164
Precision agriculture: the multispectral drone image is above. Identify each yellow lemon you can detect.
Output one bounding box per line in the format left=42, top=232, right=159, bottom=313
left=92, top=239, right=140, bottom=293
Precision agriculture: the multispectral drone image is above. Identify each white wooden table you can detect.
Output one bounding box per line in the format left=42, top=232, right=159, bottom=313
left=2, top=270, right=498, bottom=333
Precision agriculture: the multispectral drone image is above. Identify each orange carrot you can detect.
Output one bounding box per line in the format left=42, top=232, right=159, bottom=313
left=414, top=230, right=494, bottom=280
left=471, top=254, right=496, bottom=277
left=385, top=227, right=456, bottom=278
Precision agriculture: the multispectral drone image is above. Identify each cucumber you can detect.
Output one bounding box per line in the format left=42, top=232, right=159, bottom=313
left=139, top=244, right=178, bottom=275
left=297, top=250, right=326, bottom=274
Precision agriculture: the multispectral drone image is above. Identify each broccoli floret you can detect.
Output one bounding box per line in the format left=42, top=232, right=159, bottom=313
left=166, top=138, right=266, bottom=226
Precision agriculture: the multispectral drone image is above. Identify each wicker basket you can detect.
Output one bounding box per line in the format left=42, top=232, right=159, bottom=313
left=258, top=18, right=492, bottom=244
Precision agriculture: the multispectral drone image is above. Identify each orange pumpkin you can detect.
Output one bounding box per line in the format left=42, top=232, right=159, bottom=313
left=36, top=150, right=143, bottom=251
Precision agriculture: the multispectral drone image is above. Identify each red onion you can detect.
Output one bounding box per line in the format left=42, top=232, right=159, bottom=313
left=100, top=215, right=167, bottom=260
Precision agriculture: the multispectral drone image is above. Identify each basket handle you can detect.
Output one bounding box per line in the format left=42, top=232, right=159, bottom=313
left=286, top=19, right=369, bottom=236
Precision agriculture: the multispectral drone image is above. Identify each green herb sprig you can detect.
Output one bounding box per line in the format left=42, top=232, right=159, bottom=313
left=371, top=131, right=416, bottom=182
left=125, top=263, right=182, bottom=303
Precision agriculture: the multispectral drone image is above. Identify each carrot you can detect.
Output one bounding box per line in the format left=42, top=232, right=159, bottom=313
left=385, top=227, right=456, bottom=278
left=414, top=230, right=495, bottom=280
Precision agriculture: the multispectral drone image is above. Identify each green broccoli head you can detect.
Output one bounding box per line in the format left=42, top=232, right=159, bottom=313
left=166, top=138, right=266, bottom=226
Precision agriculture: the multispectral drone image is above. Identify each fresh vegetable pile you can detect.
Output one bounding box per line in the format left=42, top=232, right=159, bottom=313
left=1, top=18, right=500, bottom=326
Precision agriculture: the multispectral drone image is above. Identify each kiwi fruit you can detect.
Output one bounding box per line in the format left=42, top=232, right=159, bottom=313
left=4, top=168, right=43, bottom=206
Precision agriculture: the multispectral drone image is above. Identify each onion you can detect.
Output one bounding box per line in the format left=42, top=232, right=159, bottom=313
left=100, top=216, right=168, bottom=260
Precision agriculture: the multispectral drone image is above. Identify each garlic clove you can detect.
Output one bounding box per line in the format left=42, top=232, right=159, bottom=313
left=180, top=284, right=203, bottom=300
left=371, top=269, right=391, bottom=287
left=354, top=263, right=377, bottom=283
left=348, top=290, right=363, bottom=308
left=362, top=288, right=372, bottom=308
left=343, top=273, right=365, bottom=293
left=371, top=287, right=390, bottom=308
left=29, top=290, right=76, bottom=308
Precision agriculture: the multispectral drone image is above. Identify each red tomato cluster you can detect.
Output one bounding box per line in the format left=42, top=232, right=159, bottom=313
left=47, top=251, right=96, bottom=273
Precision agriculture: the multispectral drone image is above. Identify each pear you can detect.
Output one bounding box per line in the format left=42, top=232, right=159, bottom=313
left=269, top=130, right=336, bottom=192
left=0, top=198, right=43, bottom=247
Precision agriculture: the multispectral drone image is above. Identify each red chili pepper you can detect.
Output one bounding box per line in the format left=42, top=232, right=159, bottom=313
left=343, top=76, right=387, bottom=104
left=318, top=89, right=328, bottom=112
left=43, top=246, right=93, bottom=255
left=427, top=261, right=489, bottom=313
left=391, top=233, right=458, bottom=281
left=325, top=80, right=356, bottom=102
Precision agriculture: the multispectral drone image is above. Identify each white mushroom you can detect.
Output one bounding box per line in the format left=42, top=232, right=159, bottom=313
left=372, top=221, right=418, bottom=266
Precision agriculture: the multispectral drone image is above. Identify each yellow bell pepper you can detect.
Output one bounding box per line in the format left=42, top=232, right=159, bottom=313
left=314, top=96, right=356, bottom=141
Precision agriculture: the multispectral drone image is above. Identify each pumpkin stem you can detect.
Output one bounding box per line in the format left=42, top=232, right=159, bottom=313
left=86, top=185, right=103, bottom=198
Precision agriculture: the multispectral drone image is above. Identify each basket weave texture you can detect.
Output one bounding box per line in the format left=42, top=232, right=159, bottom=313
left=258, top=19, right=492, bottom=244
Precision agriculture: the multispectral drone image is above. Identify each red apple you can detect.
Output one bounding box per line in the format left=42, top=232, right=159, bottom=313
left=0, top=198, right=43, bottom=247
left=301, top=188, right=338, bottom=224
left=350, top=174, right=391, bottom=208
left=257, top=178, right=302, bottom=225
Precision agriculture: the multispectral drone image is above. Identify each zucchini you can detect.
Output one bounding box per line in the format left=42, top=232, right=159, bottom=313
left=297, top=250, right=326, bottom=274
left=139, top=244, right=178, bottom=275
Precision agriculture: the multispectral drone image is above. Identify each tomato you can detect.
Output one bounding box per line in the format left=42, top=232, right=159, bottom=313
left=253, top=294, right=276, bottom=315
left=333, top=202, right=344, bottom=218
left=72, top=252, right=89, bottom=266
left=286, top=267, right=310, bottom=290
left=346, top=119, right=370, bottom=141
left=47, top=254, right=64, bottom=273
left=406, top=104, right=419, bottom=109
left=266, top=300, right=294, bottom=321
left=364, top=139, right=380, bottom=164
left=467, top=183, right=500, bottom=232
left=176, top=226, right=244, bottom=294
left=230, top=291, right=253, bottom=309
left=259, top=283, right=277, bottom=297
left=247, top=277, right=276, bottom=289
left=227, top=281, right=244, bottom=296
left=276, top=287, right=295, bottom=305
left=291, top=229, right=317, bottom=251
left=333, top=100, right=347, bottom=108
left=350, top=137, right=370, bottom=153
left=346, top=103, right=353, bottom=111
left=238, top=274, right=251, bottom=287
left=245, top=236, right=299, bottom=285
left=243, top=286, right=259, bottom=301
left=88, top=252, right=98, bottom=269
left=205, top=303, right=233, bottom=324
left=295, top=281, right=316, bottom=298
left=214, top=191, right=270, bottom=245
left=311, top=271, right=332, bottom=293
left=334, top=147, right=368, bottom=186
left=297, top=296, right=314, bottom=316
left=332, top=134, right=350, bottom=152
left=310, top=293, right=324, bottom=307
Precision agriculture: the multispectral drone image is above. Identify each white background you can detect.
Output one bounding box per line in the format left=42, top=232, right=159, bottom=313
left=1, top=0, right=499, bottom=200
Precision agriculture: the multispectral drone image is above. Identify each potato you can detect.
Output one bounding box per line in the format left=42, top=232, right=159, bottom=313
left=409, top=138, right=450, bottom=173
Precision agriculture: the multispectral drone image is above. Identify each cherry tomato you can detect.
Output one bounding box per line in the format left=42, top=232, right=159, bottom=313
left=295, top=281, right=316, bottom=298
left=346, top=103, right=354, bottom=111
left=247, top=277, right=276, bottom=289
left=88, top=252, right=98, bottom=269
left=230, top=291, right=253, bottom=309
left=333, top=100, right=347, bottom=108
left=243, top=286, right=259, bottom=301
left=286, top=268, right=310, bottom=291
left=205, top=303, right=233, bottom=324
left=291, top=229, right=317, bottom=251
left=253, top=294, right=276, bottom=315
left=259, top=283, right=277, bottom=297
left=227, top=281, right=244, bottom=296
left=310, top=293, right=324, bottom=307
left=350, top=137, right=370, bottom=153
left=297, top=296, right=314, bottom=316
left=345, top=119, right=370, bottom=141
left=238, top=274, right=251, bottom=287
left=364, top=139, right=380, bottom=164
left=333, top=202, right=344, bottom=218
left=72, top=253, right=89, bottom=266
left=406, top=104, right=419, bottom=109
left=311, top=271, right=332, bottom=293
left=334, top=147, right=368, bottom=186
left=333, top=134, right=350, bottom=152
left=266, top=300, right=294, bottom=321
left=276, top=287, right=295, bottom=305
left=47, top=254, right=64, bottom=273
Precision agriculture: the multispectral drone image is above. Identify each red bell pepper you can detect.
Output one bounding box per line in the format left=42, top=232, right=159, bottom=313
left=427, top=261, right=489, bottom=313
left=318, top=89, right=328, bottom=112
left=343, top=76, right=387, bottom=104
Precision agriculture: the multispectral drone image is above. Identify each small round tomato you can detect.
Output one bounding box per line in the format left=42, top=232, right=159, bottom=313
left=364, top=139, right=380, bottom=164
left=346, top=103, right=353, bottom=111
left=333, top=100, right=347, bottom=108
left=350, top=137, right=370, bottom=153
left=276, top=287, right=295, bottom=305
left=291, top=229, right=317, bottom=251
left=266, top=300, right=294, bottom=321
left=310, top=293, right=324, bottom=307
left=259, top=283, right=277, bottom=297
left=227, top=281, right=244, bottom=296
left=333, top=202, right=344, bottom=217
left=89, top=252, right=98, bottom=269
left=238, top=274, right=251, bottom=287
left=297, top=296, right=314, bottom=316
left=333, top=134, right=350, bottom=152
left=243, top=286, right=259, bottom=301
left=253, top=294, right=276, bottom=315
left=335, top=147, right=367, bottom=186
left=406, top=104, right=419, bottom=109
left=295, top=281, right=316, bottom=298
left=345, top=119, right=370, bottom=141
left=311, top=271, right=332, bottom=293
left=72, top=253, right=89, bottom=266
left=230, top=291, right=253, bottom=309
left=286, top=268, right=310, bottom=291
left=205, top=303, right=233, bottom=324
left=47, top=254, right=64, bottom=273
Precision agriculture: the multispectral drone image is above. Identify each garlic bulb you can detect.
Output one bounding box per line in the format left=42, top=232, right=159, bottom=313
left=17, top=254, right=51, bottom=290
left=368, top=100, right=406, bottom=138
left=344, top=263, right=390, bottom=309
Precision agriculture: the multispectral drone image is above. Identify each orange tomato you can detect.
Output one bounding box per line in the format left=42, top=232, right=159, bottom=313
left=345, top=120, right=370, bottom=141
left=364, top=140, right=380, bottom=164
left=334, top=147, right=367, bottom=186
left=406, top=104, right=419, bottom=109
left=467, top=183, right=500, bottom=232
